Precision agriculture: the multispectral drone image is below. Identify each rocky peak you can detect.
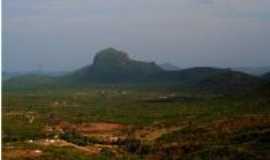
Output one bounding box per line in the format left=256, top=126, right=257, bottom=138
left=93, top=48, right=130, bottom=66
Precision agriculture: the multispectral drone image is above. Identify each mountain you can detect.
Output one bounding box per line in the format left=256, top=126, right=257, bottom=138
left=68, top=48, right=233, bottom=85
left=4, top=48, right=263, bottom=92
left=66, top=48, right=163, bottom=83
left=159, top=63, right=180, bottom=71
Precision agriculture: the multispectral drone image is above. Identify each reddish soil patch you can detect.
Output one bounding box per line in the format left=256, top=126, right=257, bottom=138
left=55, top=122, right=126, bottom=134
left=209, top=115, right=270, bottom=133
left=135, top=126, right=183, bottom=141
left=78, top=123, right=126, bottom=133
left=34, top=139, right=121, bottom=156
left=3, top=149, right=42, bottom=159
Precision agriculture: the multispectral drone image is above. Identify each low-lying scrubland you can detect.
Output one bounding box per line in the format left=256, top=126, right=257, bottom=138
left=3, top=88, right=270, bottom=159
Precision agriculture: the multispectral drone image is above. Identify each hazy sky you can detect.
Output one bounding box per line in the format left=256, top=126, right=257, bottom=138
left=3, top=0, right=270, bottom=71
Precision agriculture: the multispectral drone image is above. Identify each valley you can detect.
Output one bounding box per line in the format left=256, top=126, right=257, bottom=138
left=3, top=87, right=270, bottom=160
left=3, top=48, right=270, bottom=160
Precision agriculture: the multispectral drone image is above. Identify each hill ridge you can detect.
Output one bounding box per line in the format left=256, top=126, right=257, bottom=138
left=5, top=48, right=263, bottom=93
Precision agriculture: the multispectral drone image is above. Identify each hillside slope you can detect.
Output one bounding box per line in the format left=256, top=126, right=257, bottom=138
left=4, top=48, right=263, bottom=92
left=197, top=71, right=261, bottom=93
left=67, top=48, right=163, bottom=83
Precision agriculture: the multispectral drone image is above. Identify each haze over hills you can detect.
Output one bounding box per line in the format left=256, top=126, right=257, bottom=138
left=233, top=66, right=270, bottom=76
left=159, top=63, right=181, bottom=71
left=2, top=70, right=68, bottom=81
left=64, top=48, right=236, bottom=86
left=4, top=48, right=265, bottom=93
left=5, top=74, right=55, bottom=89
left=197, top=70, right=261, bottom=93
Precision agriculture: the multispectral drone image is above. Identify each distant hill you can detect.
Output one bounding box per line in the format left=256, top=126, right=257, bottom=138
left=4, top=48, right=264, bottom=92
left=4, top=74, right=55, bottom=90
left=66, top=48, right=163, bottom=83
left=2, top=70, right=68, bottom=81
left=149, top=67, right=230, bottom=85
left=2, top=71, right=24, bottom=81
left=233, top=66, right=270, bottom=76
left=66, top=48, right=232, bottom=85
left=197, top=70, right=261, bottom=93
left=159, top=63, right=180, bottom=71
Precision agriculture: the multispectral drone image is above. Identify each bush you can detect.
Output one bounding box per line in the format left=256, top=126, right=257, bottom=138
left=60, top=131, right=99, bottom=146
left=120, top=138, right=151, bottom=155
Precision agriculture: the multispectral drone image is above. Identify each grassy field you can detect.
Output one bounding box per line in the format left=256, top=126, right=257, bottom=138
left=2, top=87, right=270, bottom=160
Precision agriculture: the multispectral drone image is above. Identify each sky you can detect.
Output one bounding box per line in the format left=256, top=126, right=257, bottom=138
left=3, top=0, right=270, bottom=72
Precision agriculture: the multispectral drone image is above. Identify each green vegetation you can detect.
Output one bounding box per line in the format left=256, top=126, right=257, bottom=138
left=4, top=48, right=265, bottom=93
left=66, top=48, right=162, bottom=83
left=4, top=74, right=55, bottom=90
left=3, top=48, right=270, bottom=159
left=3, top=86, right=270, bottom=159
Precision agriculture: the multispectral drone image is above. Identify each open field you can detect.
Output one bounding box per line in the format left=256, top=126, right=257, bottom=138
left=2, top=88, right=270, bottom=160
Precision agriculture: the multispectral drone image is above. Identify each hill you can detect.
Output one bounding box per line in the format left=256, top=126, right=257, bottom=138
left=159, top=63, right=180, bottom=71
left=66, top=48, right=163, bottom=83
left=4, top=48, right=263, bottom=92
left=149, top=67, right=231, bottom=85
left=233, top=66, right=270, bottom=76
left=4, top=74, right=55, bottom=90
left=67, top=49, right=234, bottom=86
left=197, top=70, right=261, bottom=93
